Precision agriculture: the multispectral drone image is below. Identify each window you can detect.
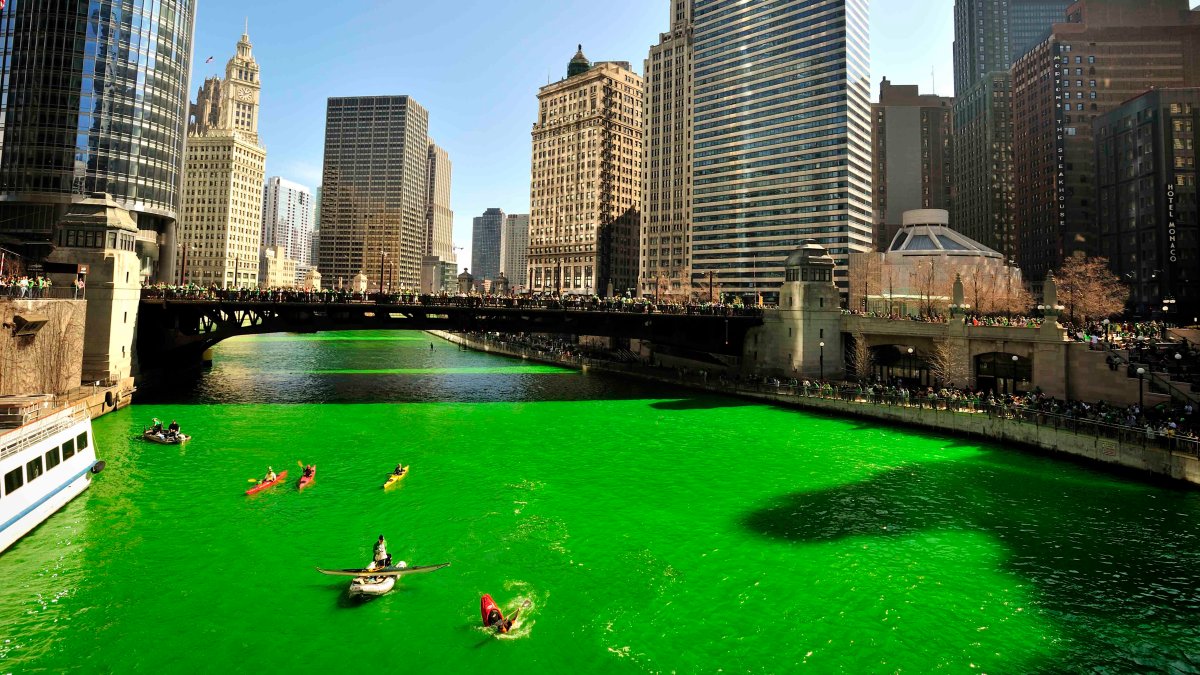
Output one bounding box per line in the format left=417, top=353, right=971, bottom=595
left=77, top=432, right=89, bottom=451
left=46, top=446, right=61, bottom=470
left=62, top=438, right=76, bottom=460
left=27, top=457, right=43, bottom=482
left=4, top=468, right=23, bottom=495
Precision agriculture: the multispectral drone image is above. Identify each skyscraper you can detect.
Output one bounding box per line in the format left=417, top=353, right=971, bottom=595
left=425, top=143, right=455, bottom=263
left=640, top=0, right=694, bottom=298
left=689, top=0, right=872, bottom=300
left=319, top=96, right=430, bottom=289
left=952, top=0, right=1071, bottom=260
left=262, top=177, right=315, bottom=285
left=0, top=0, right=197, bottom=277
left=178, top=30, right=266, bottom=288
left=472, top=208, right=505, bottom=284
left=953, top=0, right=1074, bottom=94
left=1012, top=0, right=1200, bottom=284
left=528, top=48, right=643, bottom=296
left=502, top=214, right=531, bottom=289
left=872, top=79, right=954, bottom=249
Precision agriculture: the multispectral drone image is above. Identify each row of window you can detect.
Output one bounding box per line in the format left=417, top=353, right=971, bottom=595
left=2, top=432, right=89, bottom=499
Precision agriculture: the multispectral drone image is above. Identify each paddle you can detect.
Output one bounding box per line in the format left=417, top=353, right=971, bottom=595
left=247, top=478, right=260, bottom=483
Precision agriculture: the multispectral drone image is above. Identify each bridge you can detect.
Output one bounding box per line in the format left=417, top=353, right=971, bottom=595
left=135, top=293, right=765, bottom=376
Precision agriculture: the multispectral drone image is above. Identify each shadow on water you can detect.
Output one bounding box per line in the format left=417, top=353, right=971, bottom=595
left=741, top=452, right=1200, bottom=671
left=649, top=397, right=753, bottom=411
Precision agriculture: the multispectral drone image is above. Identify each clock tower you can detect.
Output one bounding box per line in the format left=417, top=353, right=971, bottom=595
left=220, top=24, right=261, bottom=139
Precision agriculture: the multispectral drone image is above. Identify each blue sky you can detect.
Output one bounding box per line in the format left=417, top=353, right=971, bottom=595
left=188, top=1, right=1198, bottom=265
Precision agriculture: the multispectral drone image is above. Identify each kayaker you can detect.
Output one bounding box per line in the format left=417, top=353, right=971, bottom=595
left=168, top=420, right=180, bottom=433
left=152, top=419, right=163, bottom=434
left=303, top=465, right=314, bottom=478
left=485, top=608, right=514, bottom=634
left=393, top=464, right=404, bottom=475
left=264, top=466, right=277, bottom=483
left=373, top=535, right=388, bottom=565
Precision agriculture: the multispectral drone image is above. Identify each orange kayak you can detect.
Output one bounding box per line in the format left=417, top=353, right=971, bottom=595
left=298, top=466, right=316, bottom=491
left=246, top=470, right=287, bottom=496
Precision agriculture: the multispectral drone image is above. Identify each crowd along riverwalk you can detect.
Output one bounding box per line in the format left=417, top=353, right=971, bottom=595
left=434, top=331, right=1200, bottom=486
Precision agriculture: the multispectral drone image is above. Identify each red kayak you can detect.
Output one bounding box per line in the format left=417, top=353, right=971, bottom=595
left=298, top=466, right=316, bottom=491
left=246, top=470, right=287, bottom=496
left=480, top=594, right=517, bottom=634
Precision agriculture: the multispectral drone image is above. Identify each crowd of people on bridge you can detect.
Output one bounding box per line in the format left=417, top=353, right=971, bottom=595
left=1, top=275, right=52, bottom=298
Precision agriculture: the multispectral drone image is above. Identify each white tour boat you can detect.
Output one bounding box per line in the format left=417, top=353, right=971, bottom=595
left=0, top=396, right=104, bottom=554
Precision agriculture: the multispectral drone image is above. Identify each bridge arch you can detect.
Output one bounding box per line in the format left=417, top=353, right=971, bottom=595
left=974, top=352, right=1033, bottom=396
left=870, top=344, right=931, bottom=388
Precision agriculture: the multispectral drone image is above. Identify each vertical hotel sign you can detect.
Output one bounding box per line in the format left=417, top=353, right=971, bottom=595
left=1053, top=44, right=1067, bottom=240
left=1166, top=184, right=1178, bottom=264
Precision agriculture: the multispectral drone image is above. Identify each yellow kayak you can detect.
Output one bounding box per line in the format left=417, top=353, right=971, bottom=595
left=382, top=466, right=409, bottom=489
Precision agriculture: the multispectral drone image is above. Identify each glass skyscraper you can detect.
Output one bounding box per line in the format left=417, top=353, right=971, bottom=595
left=0, top=0, right=196, bottom=263
left=689, top=0, right=872, bottom=301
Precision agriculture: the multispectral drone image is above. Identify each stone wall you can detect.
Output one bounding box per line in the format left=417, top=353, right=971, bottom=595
left=0, top=299, right=86, bottom=395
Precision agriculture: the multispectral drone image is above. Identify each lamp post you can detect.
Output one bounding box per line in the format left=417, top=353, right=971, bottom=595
left=819, top=341, right=825, bottom=381
left=907, top=346, right=915, bottom=386
left=1137, top=367, right=1146, bottom=410
left=1103, top=318, right=1110, bottom=342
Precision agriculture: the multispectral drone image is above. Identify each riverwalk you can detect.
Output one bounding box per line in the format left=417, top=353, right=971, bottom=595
left=433, top=331, right=1200, bottom=486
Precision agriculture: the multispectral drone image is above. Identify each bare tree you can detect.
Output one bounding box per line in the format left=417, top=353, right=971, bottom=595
left=29, top=302, right=85, bottom=395
left=849, top=329, right=874, bottom=382
left=1055, top=254, right=1129, bottom=322
left=929, top=339, right=969, bottom=388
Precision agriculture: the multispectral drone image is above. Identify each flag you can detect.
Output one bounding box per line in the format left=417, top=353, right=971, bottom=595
left=205, top=56, right=214, bottom=64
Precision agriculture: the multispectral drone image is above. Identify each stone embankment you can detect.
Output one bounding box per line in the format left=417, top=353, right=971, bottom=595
left=432, top=331, right=1200, bottom=487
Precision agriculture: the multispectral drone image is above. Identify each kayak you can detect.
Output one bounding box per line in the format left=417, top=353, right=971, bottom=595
left=481, top=594, right=519, bottom=633
left=349, top=575, right=395, bottom=598
left=316, top=562, right=451, bottom=578
left=382, top=466, right=409, bottom=489
left=298, top=466, right=316, bottom=491
left=246, top=470, right=287, bottom=496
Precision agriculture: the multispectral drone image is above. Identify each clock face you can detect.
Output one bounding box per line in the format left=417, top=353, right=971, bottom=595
left=237, top=87, right=255, bottom=102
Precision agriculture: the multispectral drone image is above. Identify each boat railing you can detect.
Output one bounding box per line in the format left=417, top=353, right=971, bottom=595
left=0, top=405, right=90, bottom=462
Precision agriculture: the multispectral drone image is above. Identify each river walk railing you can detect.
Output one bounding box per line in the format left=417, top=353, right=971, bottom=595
left=453, top=333, right=1200, bottom=461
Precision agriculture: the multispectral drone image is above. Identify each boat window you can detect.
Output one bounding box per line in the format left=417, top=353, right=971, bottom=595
left=45, top=446, right=61, bottom=470
left=62, top=438, right=76, bottom=460
left=4, top=468, right=23, bottom=495
left=77, top=432, right=89, bottom=451
left=27, top=457, right=43, bottom=482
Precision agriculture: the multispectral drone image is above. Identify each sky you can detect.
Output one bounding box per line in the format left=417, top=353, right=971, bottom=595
left=188, top=0, right=1199, bottom=267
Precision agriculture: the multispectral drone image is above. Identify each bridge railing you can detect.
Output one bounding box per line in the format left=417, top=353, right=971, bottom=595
left=139, top=287, right=764, bottom=318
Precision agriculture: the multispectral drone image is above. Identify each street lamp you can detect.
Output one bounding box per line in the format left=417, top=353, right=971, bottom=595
left=1137, top=367, right=1146, bottom=410
left=819, top=341, right=825, bottom=381
left=1103, top=318, right=1110, bottom=341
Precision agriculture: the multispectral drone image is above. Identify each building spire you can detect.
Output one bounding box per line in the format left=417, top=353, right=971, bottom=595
left=244, top=16, right=249, bottom=38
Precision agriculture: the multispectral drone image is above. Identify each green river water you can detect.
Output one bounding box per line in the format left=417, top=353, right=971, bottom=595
left=2, top=331, right=1199, bottom=673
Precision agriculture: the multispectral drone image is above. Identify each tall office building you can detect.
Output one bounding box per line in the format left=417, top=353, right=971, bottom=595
left=319, top=96, right=430, bottom=289
left=952, top=0, right=1071, bottom=259
left=471, top=208, right=505, bottom=283
left=528, top=48, right=643, bottom=296
left=312, top=185, right=322, bottom=270
left=0, top=0, right=196, bottom=277
left=425, top=143, right=455, bottom=262
left=690, top=0, right=872, bottom=300
left=953, top=0, right=1074, bottom=94
left=1012, top=0, right=1200, bottom=283
left=1095, top=88, right=1198, bottom=317
left=872, top=79, right=954, bottom=250
left=178, top=30, right=266, bottom=288
left=262, top=177, right=315, bottom=284
left=502, top=214, right=530, bottom=289
left=640, top=0, right=694, bottom=298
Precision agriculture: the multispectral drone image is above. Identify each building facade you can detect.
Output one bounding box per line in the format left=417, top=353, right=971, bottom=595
left=502, top=213, right=530, bottom=289
left=426, top=143, right=455, bottom=263
left=262, top=177, right=314, bottom=285
left=689, top=0, right=873, bottom=301
left=471, top=208, right=505, bottom=284
left=953, top=0, right=1074, bottom=95
left=529, top=48, right=643, bottom=296
left=1012, top=0, right=1200, bottom=284
left=0, top=0, right=197, bottom=279
left=1095, top=88, right=1198, bottom=318
left=178, top=30, right=266, bottom=289
left=872, top=79, right=954, bottom=250
left=318, top=96, right=430, bottom=290
left=640, top=0, right=695, bottom=298
left=952, top=73, right=1016, bottom=258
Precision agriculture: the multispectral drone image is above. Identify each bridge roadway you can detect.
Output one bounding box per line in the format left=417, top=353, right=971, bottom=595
left=136, top=292, right=765, bottom=374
